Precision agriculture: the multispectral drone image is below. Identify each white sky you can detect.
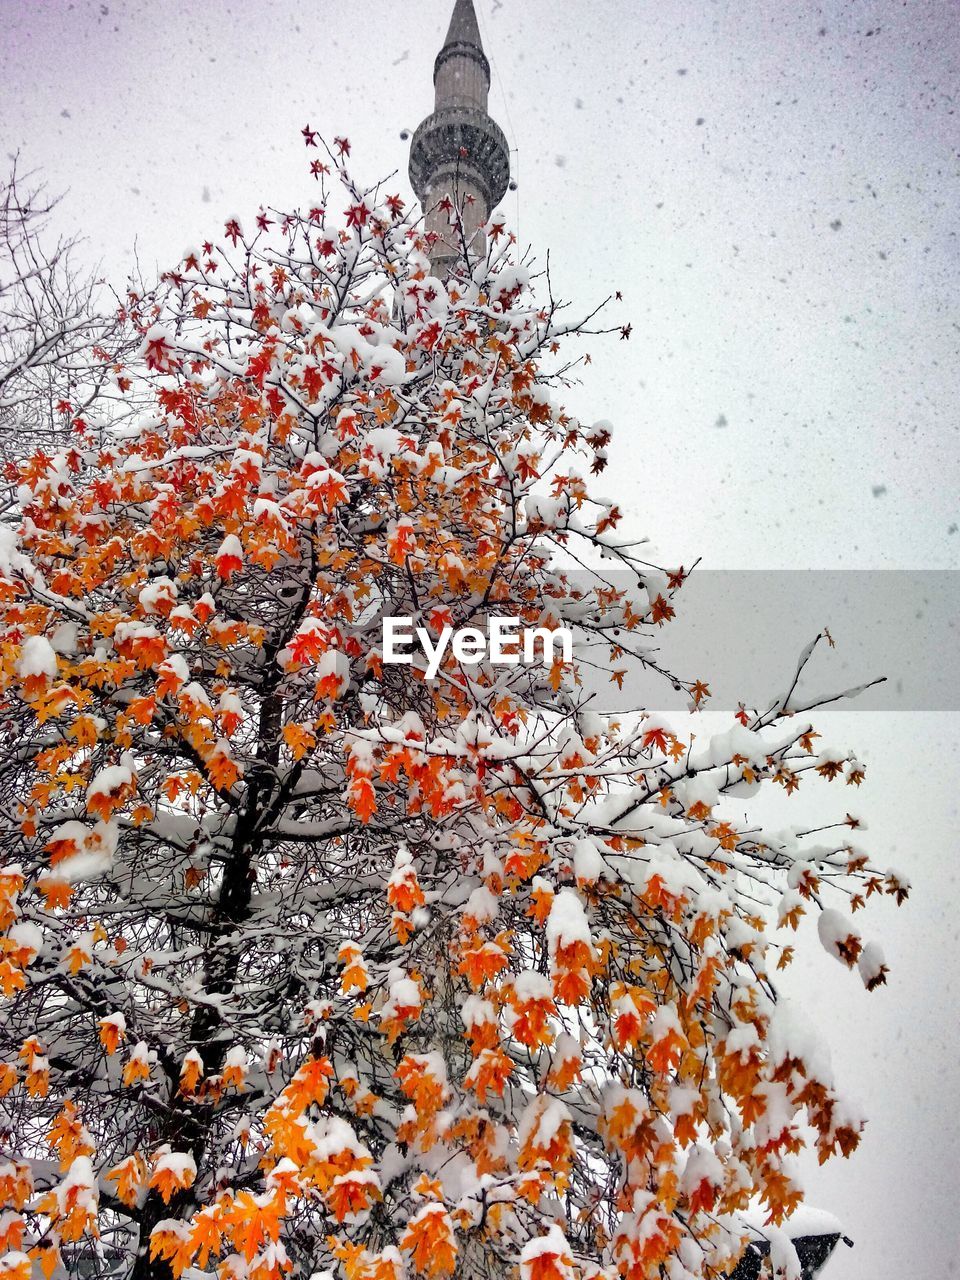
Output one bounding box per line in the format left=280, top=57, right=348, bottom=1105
left=2, top=1, right=958, bottom=1275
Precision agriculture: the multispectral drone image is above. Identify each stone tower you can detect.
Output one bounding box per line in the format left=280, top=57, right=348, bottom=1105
left=408, top=0, right=511, bottom=274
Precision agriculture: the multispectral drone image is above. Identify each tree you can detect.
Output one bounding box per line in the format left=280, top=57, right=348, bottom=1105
left=0, top=140, right=905, bottom=1280
left=0, top=161, right=132, bottom=473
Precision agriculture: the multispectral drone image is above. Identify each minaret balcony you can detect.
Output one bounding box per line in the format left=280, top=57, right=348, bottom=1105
left=408, top=107, right=510, bottom=217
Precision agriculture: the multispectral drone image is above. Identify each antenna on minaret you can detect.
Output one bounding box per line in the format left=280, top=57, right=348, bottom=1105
left=408, top=0, right=511, bottom=275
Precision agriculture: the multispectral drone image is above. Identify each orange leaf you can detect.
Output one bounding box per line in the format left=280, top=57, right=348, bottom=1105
left=349, top=775, right=377, bottom=823
left=401, top=1203, right=457, bottom=1278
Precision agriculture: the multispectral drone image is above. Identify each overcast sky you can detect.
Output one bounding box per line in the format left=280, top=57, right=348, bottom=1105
left=2, top=1, right=958, bottom=1276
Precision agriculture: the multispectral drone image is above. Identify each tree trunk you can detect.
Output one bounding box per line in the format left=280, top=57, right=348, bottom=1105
left=129, top=695, right=283, bottom=1276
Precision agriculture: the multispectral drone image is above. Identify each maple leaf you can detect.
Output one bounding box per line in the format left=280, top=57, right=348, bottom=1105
left=387, top=850, right=425, bottom=914
left=150, top=1148, right=196, bottom=1203
left=122, top=1044, right=152, bottom=1086
left=339, top=943, right=369, bottom=994
left=708, top=821, right=740, bottom=851
left=521, top=1228, right=574, bottom=1280
left=595, top=503, right=620, bottom=532
left=650, top=593, right=675, bottom=625
left=206, top=746, right=242, bottom=792
left=690, top=678, right=710, bottom=706
left=98, top=1013, right=125, bottom=1055
left=328, top=1170, right=380, bottom=1222
left=143, top=333, right=173, bottom=373
left=179, top=1050, right=203, bottom=1096
left=282, top=722, right=317, bottom=761
left=226, top=1190, right=283, bottom=1261
left=346, top=202, right=371, bottom=229
left=387, top=518, right=415, bottom=566
left=349, top=774, right=377, bottom=823
left=215, top=533, right=244, bottom=580
left=37, top=878, right=72, bottom=910
left=189, top=1209, right=224, bottom=1269
left=284, top=1055, right=334, bottom=1111
left=401, top=1203, right=457, bottom=1278
left=106, top=1154, right=145, bottom=1209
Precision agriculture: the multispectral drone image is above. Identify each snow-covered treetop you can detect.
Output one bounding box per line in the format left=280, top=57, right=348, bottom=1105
left=0, top=137, right=905, bottom=1280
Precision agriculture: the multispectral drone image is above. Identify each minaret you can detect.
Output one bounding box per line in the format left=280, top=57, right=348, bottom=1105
left=408, top=0, right=511, bottom=275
